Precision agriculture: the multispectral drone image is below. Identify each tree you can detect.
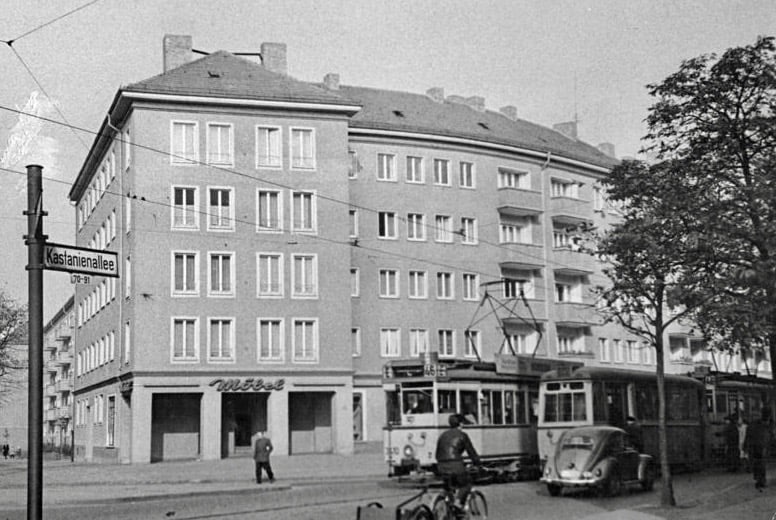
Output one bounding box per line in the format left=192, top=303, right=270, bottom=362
left=0, top=290, right=27, bottom=403
left=645, top=36, right=776, bottom=390
left=587, top=159, right=720, bottom=506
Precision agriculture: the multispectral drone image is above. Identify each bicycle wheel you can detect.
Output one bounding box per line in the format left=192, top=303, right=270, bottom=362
left=407, top=504, right=434, bottom=520
left=466, top=490, right=488, bottom=519
left=431, top=494, right=452, bottom=520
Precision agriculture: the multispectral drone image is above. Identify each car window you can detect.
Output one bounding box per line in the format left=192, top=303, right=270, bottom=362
left=561, top=434, right=595, bottom=450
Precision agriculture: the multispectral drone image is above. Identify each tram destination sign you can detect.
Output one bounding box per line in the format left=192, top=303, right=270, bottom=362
left=43, top=242, right=119, bottom=278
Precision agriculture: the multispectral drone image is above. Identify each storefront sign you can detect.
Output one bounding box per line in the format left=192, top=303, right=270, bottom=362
left=209, top=378, right=285, bottom=392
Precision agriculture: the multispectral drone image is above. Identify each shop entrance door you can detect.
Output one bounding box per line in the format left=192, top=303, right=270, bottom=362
left=221, top=393, right=268, bottom=458
left=289, top=392, right=333, bottom=454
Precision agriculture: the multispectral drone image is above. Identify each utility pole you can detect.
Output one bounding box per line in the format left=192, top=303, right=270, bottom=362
left=24, top=164, right=46, bottom=520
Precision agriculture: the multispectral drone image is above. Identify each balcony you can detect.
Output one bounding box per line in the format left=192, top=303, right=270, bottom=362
left=554, top=302, right=600, bottom=327
left=501, top=298, right=548, bottom=324
left=45, top=384, right=57, bottom=397
left=497, top=188, right=543, bottom=216
left=55, top=379, right=72, bottom=393
left=550, top=196, right=592, bottom=225
left=45, top=408, right=57, bottom=422
left=54, top=350, right=73, bottom=366
left=552, top=247, right=595, bottom=275
left=57, top=408, right=71, bottom=420
left=499, top=243, right=545, bottom=272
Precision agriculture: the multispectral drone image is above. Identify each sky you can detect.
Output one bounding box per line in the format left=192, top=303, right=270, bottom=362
left=0, top=0, right=774, bottom=321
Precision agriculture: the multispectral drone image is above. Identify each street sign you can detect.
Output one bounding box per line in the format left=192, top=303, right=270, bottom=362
left=43, top=242, right=119, bottom=278
left=70, top=273, right=92, bottom=285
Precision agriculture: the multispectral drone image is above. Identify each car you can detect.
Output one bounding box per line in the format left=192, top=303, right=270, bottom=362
left=540, top=425, right=655, bottom=497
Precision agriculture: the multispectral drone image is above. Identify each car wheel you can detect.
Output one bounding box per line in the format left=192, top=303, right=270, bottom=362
left=547, top=483, right=562, bottom=497
left=604, top=469, right=622, bottom=497
left=641, top=465, right=655, bottom=491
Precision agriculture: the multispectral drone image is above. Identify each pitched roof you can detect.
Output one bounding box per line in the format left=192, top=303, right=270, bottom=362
left=338, top=85, right=617, bottom=169
left=125, top=51, right=356, bottom=107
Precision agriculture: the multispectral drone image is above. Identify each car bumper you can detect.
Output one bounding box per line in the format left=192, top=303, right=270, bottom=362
left=541, top=476, right=604, bottom=487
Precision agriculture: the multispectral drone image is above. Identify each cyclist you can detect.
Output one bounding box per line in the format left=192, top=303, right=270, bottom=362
left=435, top=413, right=481, bottom=513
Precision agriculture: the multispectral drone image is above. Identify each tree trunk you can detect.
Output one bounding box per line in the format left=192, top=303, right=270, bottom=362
left=655, top=330, right=676, bottom=506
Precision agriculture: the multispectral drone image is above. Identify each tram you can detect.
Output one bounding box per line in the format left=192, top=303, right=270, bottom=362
left=383, top=353, right=582, bottom=481
left=537, top=366, right=705, bottom=470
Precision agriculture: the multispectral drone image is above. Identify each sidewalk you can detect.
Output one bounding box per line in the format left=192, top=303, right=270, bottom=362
left=0, top=449, right=390, bottom=509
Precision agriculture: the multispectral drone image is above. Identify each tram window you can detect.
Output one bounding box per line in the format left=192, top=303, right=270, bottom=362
left=481, top=392, right=493, bottom=424
left=386, top=391, right=401, bottom=425
left=438, top=390, right=457, bottom=413
left=705, top=390, right=714, bottom=414
left=530, top=391, right=539, bottom=424
left=504, top=392, right=515, bottom=424
left=593, top=382, right=608, bottom=422
left=461, top=391, right=479, bottom=424
left=403, top=388, right=433, bottom=414
left=667, top=386, right=695, bottom=421
left=635, top=385, right=657, bottom=421
left=544, top=394, right=558, bottom=422
left=517, top=391, right=528, bottom=424
left=547, top=383, right=561, bottom=391
left=492, top=391, right=504, bottom=425
left=715, top=392, right=728, bottom=415
left=544, top=391, right=586, bottom=422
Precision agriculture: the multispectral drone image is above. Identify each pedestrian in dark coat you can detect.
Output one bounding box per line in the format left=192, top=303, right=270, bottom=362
left=745, top=408, right=773, bottom=490
left=723, top=415, right=740, bottom=472
left=253, top=431, right=275, bottom=484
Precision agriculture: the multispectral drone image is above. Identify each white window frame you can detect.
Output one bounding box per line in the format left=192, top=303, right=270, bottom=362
left=171, top=250, right=200, bottom=297
left=433, top=158, right=450, bottom=186
left=290, top=127, right=316, bottom=170
left=461, top=217, right=477, bottom=244
left=464, top=329, right=480, bottom=358
left=378, top=211, right=398, bottom=240
left=207, top=251, right=236, bottom=298
left=170, top=120, right=199, bottom=165
left=171, top=185, right=200, bottom=231
left=349, top=209, right=359, bottom=238
left=406, top=156, right=424, bottom=183
left=171, top=316, right=199, bottom=363
left=206, top=186, right=235, bottom=232
left=257, top=318, right=285, bottom=363
left=408, top=270, right=428, bottom=299
left=291, top=190, right=317, bottom=234
left=436, top=271, right=454, bottom=300
left=407, top=213, right=426, bottom=241
left=459, top=161, right=475, bottom=189
left=599, top=338, right=611, bottom=362
left=291, top=253, right=318, bottom=299
left=352, top=327, right=362, bottom=357
left=256, top=252, right=284, bottom=298
left=256, top=125, right=282, bottom=169
left=380, top=328, right=401, bottom=358
left=379, top=268, right=400, bottom=298
left=434, top=215, right=453, bottom=243
left=207, top=316, right=235, bottom=363
left=613, top=339, right=623, bottom=363
left=377, top=153, right=397, bottom=182
left=351, top=268, right=360, bottom=297
left=256, top=189, right=284, bottom=233
left=206, top=122, right=234, bottom=166
left=292, top=318, right=319, bottom=363
left=462, top=273, right=479, bottom=301
left=409, top=328, right=429, bottom=357
left=438, top=329, right=455, bottom=357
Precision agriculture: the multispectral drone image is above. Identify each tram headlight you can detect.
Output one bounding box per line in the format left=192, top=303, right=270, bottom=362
left=403, top=445, right=415, bottom=459
left=582, top=471, right=593, bottom=479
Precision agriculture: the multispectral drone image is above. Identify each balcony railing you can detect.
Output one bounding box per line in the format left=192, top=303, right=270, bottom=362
left=499, top=243, right=545, bottom=272
left=497, top=188, right=543, bottom=216
left=554, top=302, right=600, bottom=327
left=45, top=384, right=57, bottom=396
left=550, top=196, right=592, bottom=224
left=45, top=408, right=57, bottom=421
left=57, top=408, right=71, bottom=420
left=552, top=247, right=595, bottom=275
left=55, top=379, right=72, bottom=393
left=501, top=298, right=548, bottom=324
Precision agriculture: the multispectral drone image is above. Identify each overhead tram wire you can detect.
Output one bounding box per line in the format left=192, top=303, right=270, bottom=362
left=0, top=103, right=597, bottom=274
left=2, top=0, right=103, bottom=46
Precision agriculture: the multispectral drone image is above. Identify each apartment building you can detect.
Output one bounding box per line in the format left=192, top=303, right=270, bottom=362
left=43, top=296, right=74, bottom=451
left=67, top=35, right=764, bottom=464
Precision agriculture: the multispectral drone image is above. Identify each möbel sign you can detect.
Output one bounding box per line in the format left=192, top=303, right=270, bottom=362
left=43, top=242, right=119, bottom=278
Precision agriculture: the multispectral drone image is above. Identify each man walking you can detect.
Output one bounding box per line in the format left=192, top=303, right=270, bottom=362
left=745, top=408, right=773, bottom=490
left=253, top=431, right=275, bottom=484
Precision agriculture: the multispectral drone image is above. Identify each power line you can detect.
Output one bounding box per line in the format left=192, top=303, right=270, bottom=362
left=2, top=0, right=103, bottom=45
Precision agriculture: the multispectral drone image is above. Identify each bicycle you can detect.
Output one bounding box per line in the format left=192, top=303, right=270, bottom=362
left=428, top=485, right=488, bottom=520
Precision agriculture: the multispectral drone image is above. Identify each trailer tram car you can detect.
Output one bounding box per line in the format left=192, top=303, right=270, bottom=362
left=538, top=366, right=705, bottom=472
left=383, top=354, right=582, bottom=481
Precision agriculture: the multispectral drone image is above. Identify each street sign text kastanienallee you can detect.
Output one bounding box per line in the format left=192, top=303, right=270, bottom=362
left=43, top=242, right=119, bottom=278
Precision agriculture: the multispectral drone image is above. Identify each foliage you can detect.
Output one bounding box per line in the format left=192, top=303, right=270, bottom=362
left=0, top=290, right=27, bottom=402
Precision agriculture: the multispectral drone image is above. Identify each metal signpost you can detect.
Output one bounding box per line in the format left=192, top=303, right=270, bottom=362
left=25, top=165, right=119, bottom=520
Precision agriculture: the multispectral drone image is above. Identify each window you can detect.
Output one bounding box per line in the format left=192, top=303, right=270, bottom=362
left=208, top=318, right=234, bottom=361
left=593, top=187, right=605, bottom=211
left=499, top=218, right=530, bottom=243
left=257, top=253, right=283, bottom=297
left=125, top=256, right=131, bottom=298
left=123, top=322, right=130, bottom=363
left=498, top=169, right=529, bottom=189
left=290, top=128, right=315, bottom=169
left=438, top=329, right=454, bottom=357
left=349, top=209, right=358, bottom=238
left=125, top=196, right=132, bottom=233
left=258, top=318, right=284, bottom=361
left=464, top=330, right=480, bottom=358
left=123, top=128, right=131, bottom=170
left=462, top=273, right=479, bottom=301
left=208, top=252, right=234, bottom=297
left=378, top=212, right=397, bottom=239
left=207, top=187, right=234, bottom=231
left=555, top=283, right=571, bottom=302
left=293, top=318, right=318, bottom=362
left=291, top=191, right=316, bottom=233
left=408, top=270, right=427, bottom=299
left=352, top=328, right=361, bottom=357
left=409, top=329, right=429, bottom=357
left=459, top=162, right=475, bottom=188
left=434, top=215, right=453, bottom=242
left=348, top=150, right=359, bottom=178
left=558, top=336, right=580, bottom=354
left=206, top=123, right=233, bottom=165
left=551, top=179, right=580, bottom=198
left=380, top=328, right=401, bottom=357
left=172, top=317, right=198, bottom=361
left=292, top=254, right=318, bottom=298
left=627, top=340, right=639, bottom=363
left=377, top=153, right=396, bottom=181
left=172, top=186, right=198, bottom=230
left=436, top=272, right=454, bottom=299
left=507, top=332, right=535, bottom=355
left=433, top=159, right=450, bottom=185
left=407, top=213, right=426, bottom=241
left=461, top=217, right=477, bottom=244
left=350, top=268, right=360, bottom=297
left=613, top=339, right=623, bottom=363
left=256, top=126, right=281, bottom=168
left=599, top=338, right=611, bottom=362
left=257, top=189, right=283, bottom=232
left=171, top=121, right=198, bottom=164
left=406, top=156, right=424, bottom=183
left=379, top=268, right=399, bottom=298
left=172, top=251, right=199, bottom=296
left=642, top=342, right=653, bottom=365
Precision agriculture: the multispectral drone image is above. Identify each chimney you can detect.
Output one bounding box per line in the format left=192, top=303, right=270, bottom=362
left=597, top=142, right=616, bottom=158
left=499, top=105, right=518, bottom=120
left=163, top=34, right=192, bottom=72
left=465, top=96, right=485, bottom=112
left=553, top=121, right=578, bottom=140
left=323, top=73, right=340, bottom=91
left=260, top=42, right=287, bottom=75
left=446, top=94, right=467, bottom=105
left=426, top=87, right=445, bottom=103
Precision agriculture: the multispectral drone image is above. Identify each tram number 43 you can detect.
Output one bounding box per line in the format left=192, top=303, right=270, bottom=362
left=423, top=364, right=447, bottom=377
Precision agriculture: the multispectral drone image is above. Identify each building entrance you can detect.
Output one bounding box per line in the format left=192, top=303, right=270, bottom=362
left=289, top=392, right=333, bottom=454
left=221, top=393, right=268, bottom=458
